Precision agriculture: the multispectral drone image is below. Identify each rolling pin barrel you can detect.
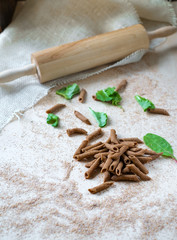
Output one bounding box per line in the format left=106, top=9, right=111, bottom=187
left=31, top=24, right=149, bottom=83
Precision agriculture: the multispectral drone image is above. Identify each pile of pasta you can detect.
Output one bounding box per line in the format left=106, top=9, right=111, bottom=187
left=73, top=128, right=162, bottom=194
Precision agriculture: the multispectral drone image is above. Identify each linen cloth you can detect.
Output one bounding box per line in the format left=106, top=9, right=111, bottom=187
left=0, top=0, right=176, bottom=131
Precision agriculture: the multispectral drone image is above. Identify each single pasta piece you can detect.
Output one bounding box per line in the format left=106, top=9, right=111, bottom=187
left=111, top=174, right=139, bottom=182
left=122, top=154, right=131, bottom=165
left=75, top=149, right=107, bottom=161
left=85, top=159, right=97, bottom=168
left=88, top=181, right=114, bottom=194
left=73, top=140, right=88, bottom=157
left=105, top=137, right=111, bottom=143
left=99, top=162, right=105, bottom=168
left=101, top=154, right=113, bottom=172
left=67, top=128, right=87, bottom=136
left=94, top=152, right=109, bottom=159
left=120, top=138, right=143, bottom=143
left=127, top=164, right=151, bottom=181
left=74, top=110, right=91, bottom=125
left=109, top=159, right=120, bottom=172
left=129, top=147, right=142, bottom=152
left=112, top=145, right=129, bottom=160
left=104, top=171, right=111, bottom=182
left=87, top=143, right=105, bottom=152
left=79, top=89, right=87, bottom=103
left=144, top=149, right=159, bottom=155
left=85, top=158, right=101, bottom=179
left=115, top=142, right=137, bottom=147
left=104, top=143, right=120, bottom=152
left=115, top=161, right=124, bottom=175
left=46, top=103, right=66, bottom=114
left=86, top=128, right=103, bottom=141
left=129, top=155, right=149, bottom=174
left=82, top=142, right=103, bottom=152
left=126, top=149, right=146, bottom=156
left=138, top=153, right=163, bottom=164
left=148, top=108, right=169, bottom=116
left=115, top=79, right=127, bottom=92
left=110, top=129, right=119, bottom=144
left=92, top=95, right=100, bottom=101
left=122, top=166, right=131, bottom=174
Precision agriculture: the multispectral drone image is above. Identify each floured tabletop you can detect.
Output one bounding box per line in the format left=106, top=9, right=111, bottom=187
left=0, top=33, right=177, bottom=240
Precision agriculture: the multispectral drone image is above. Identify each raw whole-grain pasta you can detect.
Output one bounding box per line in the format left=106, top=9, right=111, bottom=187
left=74, top=110, right=91, bottom=125
left=144, top=149, right=159, bottom=155
left=127, top=164, right=151, bottom=181
left=74, top=140, right=88, bottom=157
left=86, top=128, right=103, bottom=141
left=138, top=153, right=163, bottom=164
left=85, top=158, right=101, bottom=179
left=67, top=128, right=87, bottom=136
left=82, top=142, right=103, bottom=152
left=94, top=152, right=109, bottom=159
left=116, top=142, right=137, bottom=147
left=104, top=171, right=111, bottom=182
left=87, top=144, right=105, bottom=152
left=129, top=147, right=142, bottom=152
left=99, top=162, right=105, bottom=168
left=46, top=103, right=66, bottom=114
left=92, top=95, right=100, bottom=101
left=129, top=155, right=149, bottom=174
left=120, top=138, right=143, bottom=143
left=79, top=89, right=87, bottom=103
left=88, top=181, right=114, bottom=194
left=115, top=161, right=124, bottom=175
left=122, top=166, right=131, bottom=174
left=101, top=154, right=113, bottom=172
left=148, top=108, right=169, bottom=116
left=122, top=154, right=131, bottom=165
left=85, top=159, right=97, bottom=168
left=111, top=174, right=139, bottom=182
left=104, top=143, right=120, bottom=152
left=115, top=79, right=127, bottom=92
left=75, top=150, right=103, bottom=161
left=110, top=129, right=119, bottom=144
left=105, top=137, right=111, bottom=143
left=109, top=159, right=120, bottom=172
left=126, top=149, right=146, bottom=156
left=112, top=145, right=129, bottom=160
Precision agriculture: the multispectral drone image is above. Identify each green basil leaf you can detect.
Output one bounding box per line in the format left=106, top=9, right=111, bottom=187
left=143, top=133, right=176, bottom=161
left=135, top=95, right=155, bottom=112
left=56, top=83, right=80, bottom=100
left=96, top=87, right=122, bottom=106
left=47, top=113, right=59, bottom=127
left=89, top=107, right=108, bottom=128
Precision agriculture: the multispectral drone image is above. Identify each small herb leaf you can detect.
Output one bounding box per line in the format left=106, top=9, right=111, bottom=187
left=135, top=95, right=155, bottom=112
left=89, top=107, right=108, bottom=128
left=56, top=83, right=80, bottom=100
left=47, top=113, right=59, bottom=127
left=143, top=133, right=176, bottom=160
left=96, top=87, right=122, bottom=106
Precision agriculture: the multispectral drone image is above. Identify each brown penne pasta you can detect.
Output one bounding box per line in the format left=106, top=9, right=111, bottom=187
left=86, top=128, right=103, bottom=141
left=88, top=181, right=114, bottom=194
left=129, top=155, right=149, bottom=174
left=144, top=149, right=159, bottom=155
left=92, top=95, right=100, bottom=101
left=148, top=108, right=169, bottom=116
left=122, top=154, right=131, bottom=165
left=78, top=89, right=87, bottom=103
left=126, top=149, right=146, bottom=156
left=127, top=164, right=151, bottom=181
left=75, top=150, right=103, bottom=161
left=104, top=171, right=111, bottom=182
left=112, top=145, right=129, bottom=160
left=115, top=79, right=127, bottom=92
left=99, top=162, right=105, bottom=168
left=122, top=166, right=131, bottom=174
left=115, top=142, right=137, bottom=148
left=74, top=110, right=91, bottom=125
left=115, top=161, right=124, bottom=175
left=111, top=174, right=139, bottom=182
left=87, top=144, right=105, bottom=152
left=46, top=103, right=66, bottom=114
left=109, top=159, right=120, bottom=172
left=67, top=128, right=87, bottom=136
left=105, top=137, right=111, bottom=143
left=74, top=140, right=88, bottom=157
left=104, top=143, right=120, bottom=152
left=138, top=153, right=163, bottom=164
left=129, top=147, right=142, bottom=152
left=82, top=142, right=103, bottom=152
left=101, top=154, right=113, bottom=172
left=120, top=138, right=143, bottom=143
left=85, top=158, right=101, bottom=179
left=110, top=129, right=119, bottom=144
left=94, top=152, right=109, bottom=159
left=85, top=159, right=97, bottom=168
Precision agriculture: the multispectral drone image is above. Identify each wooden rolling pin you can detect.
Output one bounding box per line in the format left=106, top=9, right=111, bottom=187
left=0, top=24, right=176, bottom=84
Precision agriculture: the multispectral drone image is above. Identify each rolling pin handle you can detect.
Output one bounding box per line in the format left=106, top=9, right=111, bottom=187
left=148, top=26, right=177, bottom=40
left=0, top=64, right=36, bottom=83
